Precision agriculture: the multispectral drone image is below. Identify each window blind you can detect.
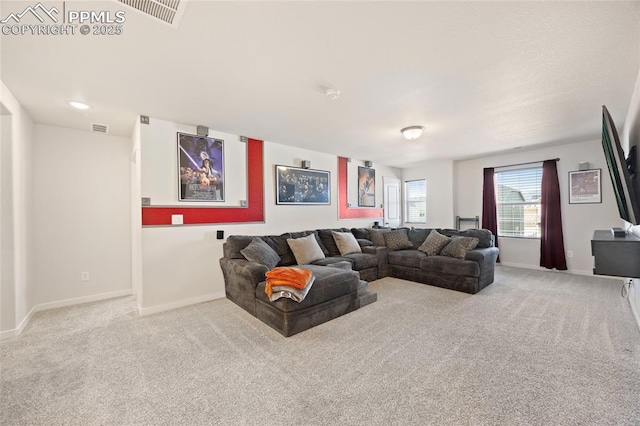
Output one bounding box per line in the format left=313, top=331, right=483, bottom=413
left=495, top=167, right=542, bottom=238
left=405, top=179, right=427, bottom=223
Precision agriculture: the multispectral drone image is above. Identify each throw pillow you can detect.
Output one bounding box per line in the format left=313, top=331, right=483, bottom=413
left=418, top=230, right=451, bottom=256
left=332, top=231, right=362, bottom=255
left=441, top=236, right=480, bottom=260
left=240, top=237, right=281, bottom=269
left=383, top=230, right=414, bottom=250
left=369, top=228, right=391, bottom=246
left=286, top=233, right=326, bottom=265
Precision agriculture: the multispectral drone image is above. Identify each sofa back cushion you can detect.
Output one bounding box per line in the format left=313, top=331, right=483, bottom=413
left=369, top=228, right=392, bottom=246
left=408, top=227, right=432, bottom=249
left=350, top=228, right=370, bottom=240
left=317, top=228, right=349, bottom=256
left=439, top=228, right=494, bottom=248
left=224, top=235, right=255, bottom=259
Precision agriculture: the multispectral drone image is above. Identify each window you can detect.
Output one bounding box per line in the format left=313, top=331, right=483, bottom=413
left=405, top=179, right=427, bottom=223
left=495, top=166, right=542, bottom=238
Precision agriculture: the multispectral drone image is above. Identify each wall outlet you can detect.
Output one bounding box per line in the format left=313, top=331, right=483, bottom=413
left=567, top=250, right=574, bottom=258
left=81, top=271, right=90, bottom=282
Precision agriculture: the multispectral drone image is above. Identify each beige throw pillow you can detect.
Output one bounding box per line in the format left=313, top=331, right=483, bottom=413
left=332, top=231, right=362, bottom=255
left=286, top=233, right=326, bottom=265
left=418, top=230, right=451, bottom=256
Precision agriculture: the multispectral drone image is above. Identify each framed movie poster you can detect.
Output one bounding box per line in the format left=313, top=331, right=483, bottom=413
left=569, top=169, right=601, bottom=204
left=358, top=166, right=375, bottom=207
left=275, top=165, right=330, bottom=205
left=177, top=132, right=224, bottom=201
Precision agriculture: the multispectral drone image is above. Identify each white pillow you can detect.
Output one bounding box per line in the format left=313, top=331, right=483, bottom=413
left=286, top=234, right=326, bottom=265
left=332, top=231, right=362, bottom=255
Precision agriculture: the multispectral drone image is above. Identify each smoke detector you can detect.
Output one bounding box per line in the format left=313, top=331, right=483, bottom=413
left=325, top=88, right=341, bottom=100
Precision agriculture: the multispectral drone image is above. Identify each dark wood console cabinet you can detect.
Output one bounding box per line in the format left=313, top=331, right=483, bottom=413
left=591, top=230, right=640, bottom=278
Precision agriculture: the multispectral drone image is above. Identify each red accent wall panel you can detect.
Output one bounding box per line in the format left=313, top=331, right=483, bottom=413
left=338, top=157, right=384, bottom=219
left=142, top=138, right=264, bottom=226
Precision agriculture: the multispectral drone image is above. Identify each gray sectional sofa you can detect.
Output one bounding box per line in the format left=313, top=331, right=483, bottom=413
left=220, top=227, right=498, bottom=336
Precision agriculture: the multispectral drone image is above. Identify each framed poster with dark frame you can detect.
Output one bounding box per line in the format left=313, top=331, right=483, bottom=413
left=569, top=169, right=601, bottom=204
left=177, top=132, right=224, bottom=201
left=275, top=165, right=330, bottom=205
left=358, top=166, right=375, bottom=207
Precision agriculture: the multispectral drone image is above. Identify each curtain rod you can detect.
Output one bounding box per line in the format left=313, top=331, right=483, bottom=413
left=495, top=158, right=559, bottom=169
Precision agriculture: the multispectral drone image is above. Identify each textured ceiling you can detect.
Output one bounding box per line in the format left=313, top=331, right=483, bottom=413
left=1, top=1, right=639, bottom=167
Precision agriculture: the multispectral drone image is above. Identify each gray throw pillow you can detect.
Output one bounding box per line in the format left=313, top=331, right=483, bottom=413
left=441, top=236, right=480, bottom=260
left=240, top=237, right=281, bottom=269
left=418, top=230, right=451, bottom=256
left=383, top=230, right=414, bottom=250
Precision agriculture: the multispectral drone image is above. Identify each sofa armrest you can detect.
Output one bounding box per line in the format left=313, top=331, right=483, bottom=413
left=219, top=258, right=269, bottom=315
left=362, top=246, right=389, bottom=278
left=465, top=247, right=499, bottom=288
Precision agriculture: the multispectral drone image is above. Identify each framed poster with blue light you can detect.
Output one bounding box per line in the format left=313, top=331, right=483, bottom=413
left=177, top=132, right=224, bottom=201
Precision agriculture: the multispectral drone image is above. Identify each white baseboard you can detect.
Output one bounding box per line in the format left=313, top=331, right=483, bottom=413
left=498, top=262, right=599, bottom=278
left=138, top=291, right=225, bottom=317
left=0, top=289, right=132, bottom=340
left=35, top=289, right=132, bottom=312
left=629, top=284, right=640, bottom=332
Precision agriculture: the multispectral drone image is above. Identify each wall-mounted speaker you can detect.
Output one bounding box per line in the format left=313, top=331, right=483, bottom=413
left=196, top=125, right=209, bottom=136
left=302, top=160, right=311, bottom=169
left=579, top=161, right=590, bottom=171
left=364, top=161, right=372, bottom=167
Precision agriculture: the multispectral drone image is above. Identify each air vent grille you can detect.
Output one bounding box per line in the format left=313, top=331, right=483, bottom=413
left=91, top=123, right=109, bottom=134
left=117, top=0, right=187, bottom=28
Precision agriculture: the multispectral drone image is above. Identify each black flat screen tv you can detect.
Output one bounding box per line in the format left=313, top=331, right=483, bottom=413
left=602, top=105, right=640, bottom=225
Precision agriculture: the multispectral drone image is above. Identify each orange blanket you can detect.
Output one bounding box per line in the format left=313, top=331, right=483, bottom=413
left=265, top=267, right=314, bottom=298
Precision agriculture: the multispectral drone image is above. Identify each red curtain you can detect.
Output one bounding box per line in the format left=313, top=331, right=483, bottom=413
left=540, top=160, right=567, bottom=270
left=481, top=168, right=500, bottom=262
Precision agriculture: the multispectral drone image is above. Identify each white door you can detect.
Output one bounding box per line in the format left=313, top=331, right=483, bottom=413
left=383, top=177, right=401, bottom=228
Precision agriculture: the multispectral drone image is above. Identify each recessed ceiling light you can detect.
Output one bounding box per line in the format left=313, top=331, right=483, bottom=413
left=67, top=100, right=90, bottom=110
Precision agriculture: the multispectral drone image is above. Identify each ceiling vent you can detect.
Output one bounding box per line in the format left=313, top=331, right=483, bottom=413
left=91, top=123, right=109, bottom=134
left=117, top=0, right=188, bottom=28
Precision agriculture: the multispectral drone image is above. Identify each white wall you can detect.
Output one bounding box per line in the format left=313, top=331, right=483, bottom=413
left=401, top=160, right=455, bottom=228
left=0, top=80, right=35, bottom=338
left=454, top=140, right=621, bottom=275
left=32, top=124, right=132, bottom=307
left=137, top=117, right=400, bottom=314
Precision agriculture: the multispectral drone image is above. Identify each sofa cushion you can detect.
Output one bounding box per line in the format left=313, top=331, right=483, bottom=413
left=357, top=239, right=373, bottom=248
left=342, top=253, right=379, bottom=270
left=290, top=230, right=329, bottom=256
left=408, top=228, right=432, bottom=249
left=418, top=230, right=451, bottom=256
left=287, top=234, right=326, bottom=265
left=255, top=265, right=358, bottom=312
left=240, top=238, right=281, bottom=269
left=419, top=256, right=480, bottom=277
left=224, top=235, right=255, bottom=259
left=332, top=231, right=362, bottom=255
left=388, top=250, right=427, bottom=268
left=383, top=230, right=414, bottom=250
left=317, top=228, right=349, bottom=256
left=458, top=229, right=493, bottom=248
left=369, top=228, right=391, bottom=246
left=262, top=234, right=296, bottom=266
left=441, top=237, right=480, bottom=260
left=351, top=228, right=370, bottom=240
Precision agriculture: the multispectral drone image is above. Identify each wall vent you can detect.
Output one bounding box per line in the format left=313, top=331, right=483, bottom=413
left=91, top=123, right=109, bottom=134
left=117, top=0, right=188, bottom=28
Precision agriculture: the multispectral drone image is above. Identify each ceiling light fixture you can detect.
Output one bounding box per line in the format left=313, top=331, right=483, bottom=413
left=325, top=88, right=340, bottom=100
left=401, top=126, right=425, bottom=140
left=67, top=100, right=91, bottom=110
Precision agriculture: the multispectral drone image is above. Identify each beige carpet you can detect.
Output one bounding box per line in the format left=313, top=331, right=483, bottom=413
left=1, top=265, right=639, bottom=425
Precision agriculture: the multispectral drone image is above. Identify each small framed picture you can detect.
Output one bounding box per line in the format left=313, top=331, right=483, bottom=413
left=358, top=167, right=375, bottom=207
left=275, top=165, right=330, bottom=205
left=569, top=169, right=601, bottom=204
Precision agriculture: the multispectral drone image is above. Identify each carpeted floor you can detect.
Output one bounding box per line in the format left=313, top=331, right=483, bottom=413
left=1, top=265, right=639, bottom=425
